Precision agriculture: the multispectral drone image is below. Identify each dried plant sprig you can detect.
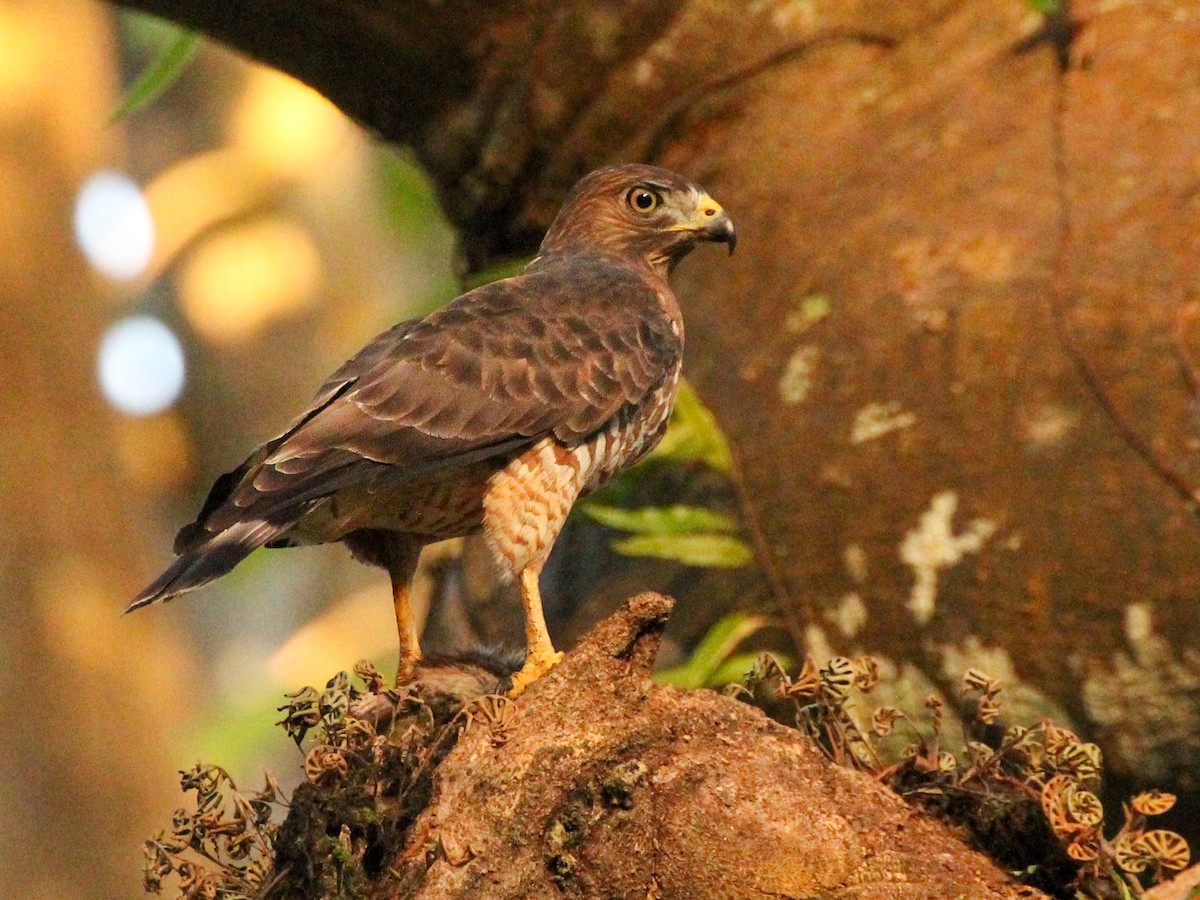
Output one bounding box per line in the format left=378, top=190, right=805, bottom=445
left=142, top=764, right=285, bottom=898
left=145, top=660, right=468, bottom=898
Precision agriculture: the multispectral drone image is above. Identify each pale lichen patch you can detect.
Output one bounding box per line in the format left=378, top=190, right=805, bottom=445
left=1021, top=402, right=1081, bottom=448
left=779, top=345, right=820, bottom=405
left=830, top=592, right=868, bottom=639
left=850, top=401, right=917, bottom=444
left=899, top=491, right=997, bottom=625
left=769, top=0, right=817, bottom=30
left=784, top=294, right=830, bottom=334
left=843, top=542, right=868, bottom=584
left=631, top=58, right=656, bottom=86
left=803, top=623, right=835, bottom=663
left=953, top=231, right=1016, bottom=282
left=867, top=655, right=960, bottom=754
left=1124, top=602, right=1153, bottom=646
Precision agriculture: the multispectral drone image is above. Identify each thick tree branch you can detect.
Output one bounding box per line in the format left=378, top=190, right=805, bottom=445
left=112, top=0, right=1200, bottom=835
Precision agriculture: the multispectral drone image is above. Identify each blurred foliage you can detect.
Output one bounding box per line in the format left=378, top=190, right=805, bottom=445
left=655, top=611, right=784, bottom=689
left=582, top=380, right=751, bottom=567
left=377, top=151, right=452, bottom=247
left=463, top=255, right=534, bottom=291
left=374, top=150, right=459, bottom=318
left=583, top=502, right=737, bottom=535
left=1026, top=0, right=1062, bottom=15
left=111, top=26, right=200, bottom=122
left=648, top=379, right=732, bottom=473
left=188, top=686, right=293, bottom=780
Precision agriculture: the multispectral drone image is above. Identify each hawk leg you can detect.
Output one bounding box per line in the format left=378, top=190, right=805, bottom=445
left=349, top=531, right=424, bottom=684
left=390, top=567, right=422, bottom=683
left=507, top=566, right=564, bottom=697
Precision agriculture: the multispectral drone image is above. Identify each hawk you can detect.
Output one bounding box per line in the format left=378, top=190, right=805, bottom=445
left=129, top=164, right=736, bottom=695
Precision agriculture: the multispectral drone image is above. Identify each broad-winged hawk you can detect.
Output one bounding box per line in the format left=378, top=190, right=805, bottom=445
left=130, top=164, right=735, bottom=694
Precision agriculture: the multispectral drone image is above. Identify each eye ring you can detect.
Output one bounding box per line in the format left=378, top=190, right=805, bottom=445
left=626, top=187, right=661, bottom=214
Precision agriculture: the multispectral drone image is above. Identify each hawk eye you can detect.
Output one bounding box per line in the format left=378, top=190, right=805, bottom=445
left=627, top=187, right=661, bottom=213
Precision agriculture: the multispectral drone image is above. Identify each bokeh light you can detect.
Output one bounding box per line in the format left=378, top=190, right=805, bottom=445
left=114, top=413, right=192, bottom=489
left=0, top=6, right=47, bottom=117
left=97, top=315, right=186, bottom=416
left=73, top=170, right=156, bottom=280
left=232, top=68, right=347, bottom=179
left=177, top=216, right=322, bottom=343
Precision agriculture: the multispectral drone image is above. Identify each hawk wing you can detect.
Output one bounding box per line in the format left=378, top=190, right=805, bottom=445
left=130, top=257, right=679, bottom=608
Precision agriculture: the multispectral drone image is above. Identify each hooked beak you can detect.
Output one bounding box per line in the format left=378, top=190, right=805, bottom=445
left=705, top=213, right=737, bottom=254
left=693, top=194, right=737, bottom=254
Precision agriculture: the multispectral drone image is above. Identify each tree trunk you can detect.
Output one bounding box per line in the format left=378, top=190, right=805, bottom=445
left=0, top=3, right=196, bottom=897
left=114, top=0, right=1200, bottom=834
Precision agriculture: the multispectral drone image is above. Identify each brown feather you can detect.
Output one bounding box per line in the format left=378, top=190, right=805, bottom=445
left=132, top=162, right=734, bottom=612
left=181, top=257, right=678, bottom=543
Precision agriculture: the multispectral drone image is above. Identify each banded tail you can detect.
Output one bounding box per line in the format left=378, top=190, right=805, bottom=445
left=126, top=519, right=284, bottom=612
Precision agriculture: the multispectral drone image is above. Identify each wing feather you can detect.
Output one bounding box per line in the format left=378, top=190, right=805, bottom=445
left=183, top=256, right=680, bottom=545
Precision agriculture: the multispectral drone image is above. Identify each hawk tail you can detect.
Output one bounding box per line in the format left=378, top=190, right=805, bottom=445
left=126, top=519, right=283, bottom=612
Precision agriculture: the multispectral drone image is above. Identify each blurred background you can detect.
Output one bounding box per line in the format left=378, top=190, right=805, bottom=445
left=0, top=3, right=465, bottom=896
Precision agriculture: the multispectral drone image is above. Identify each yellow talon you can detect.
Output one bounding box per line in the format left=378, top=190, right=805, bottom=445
left=506, top=567, right=563, bottom=696
left=507, top=648, right=564, bottom=697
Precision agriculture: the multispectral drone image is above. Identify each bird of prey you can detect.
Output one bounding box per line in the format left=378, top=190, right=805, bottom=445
left=129, top=163, right=736, bottom=695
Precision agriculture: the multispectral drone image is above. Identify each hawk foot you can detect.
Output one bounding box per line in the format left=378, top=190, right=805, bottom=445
left=506, top=648, right=564, bottom=698
left=394, top=651, right=422, bottom=686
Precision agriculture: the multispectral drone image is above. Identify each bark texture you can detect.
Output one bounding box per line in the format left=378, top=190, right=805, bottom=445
left=115, top=0, right=1200, bottom=825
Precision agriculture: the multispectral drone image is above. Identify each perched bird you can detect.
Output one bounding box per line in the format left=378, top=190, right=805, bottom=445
left=129, top=164, right=736, bottom=695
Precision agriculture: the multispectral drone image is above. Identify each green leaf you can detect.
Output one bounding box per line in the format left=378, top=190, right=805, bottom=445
left=654, top=613, right=771, bottom=688
left=110, top=28, right=201, bottom=123
left=708, top=651, right=791, bottom=689
left=611, top=532, right=753, bottom=567
left=649, top=379, right=732, bottom=473
left=582, top=503, right=738, bottom=535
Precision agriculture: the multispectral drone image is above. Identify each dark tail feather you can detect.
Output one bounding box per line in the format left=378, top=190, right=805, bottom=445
left=126, top=519, right=283, bottom=612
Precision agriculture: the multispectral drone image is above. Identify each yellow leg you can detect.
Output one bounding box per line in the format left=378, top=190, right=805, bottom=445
left=392, top=573, right=422, bottom=684
left=507, top=567, right=563, bottom=697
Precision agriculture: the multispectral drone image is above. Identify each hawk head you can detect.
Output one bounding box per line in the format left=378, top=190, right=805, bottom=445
left=539, top=164, right=736, bottom=273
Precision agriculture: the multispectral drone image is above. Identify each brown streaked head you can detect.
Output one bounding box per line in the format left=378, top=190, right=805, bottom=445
left=538, top=164, right=736, bottom=272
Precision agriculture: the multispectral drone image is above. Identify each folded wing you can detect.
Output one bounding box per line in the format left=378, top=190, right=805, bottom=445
left=129, top=260, right=678, bottom=609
